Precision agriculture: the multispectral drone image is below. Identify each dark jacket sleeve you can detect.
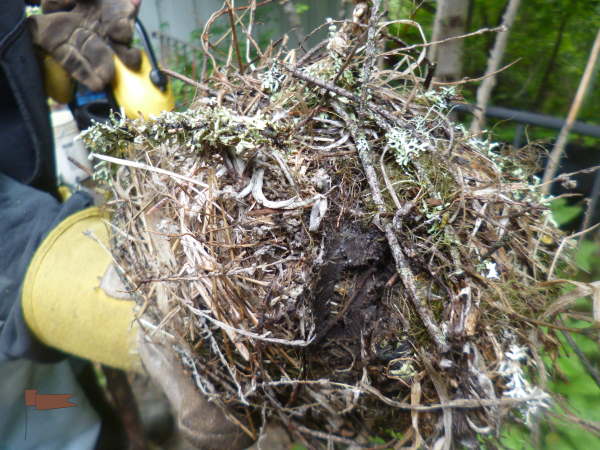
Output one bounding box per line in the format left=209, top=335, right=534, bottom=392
left=0, top=1, right=92, bottom=362
left=1, top=1, right=58, bottom=192
left=0, top=174, right=93, bottom=362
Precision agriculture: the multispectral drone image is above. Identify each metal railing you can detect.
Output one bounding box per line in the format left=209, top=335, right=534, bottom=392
left=454, top=104, right=600, bottom=146
left=152, top=31, right=207, bottom=80
left=456, top=103, right=600, bottom=228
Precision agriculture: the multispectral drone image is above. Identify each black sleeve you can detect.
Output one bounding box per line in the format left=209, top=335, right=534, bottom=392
left=0, top=173, right=93, bottom=362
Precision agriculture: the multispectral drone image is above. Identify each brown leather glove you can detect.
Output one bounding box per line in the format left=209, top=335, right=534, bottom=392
left=138, top=334, right=255, bottom=450
left=28, top=0, right=142, bottom=92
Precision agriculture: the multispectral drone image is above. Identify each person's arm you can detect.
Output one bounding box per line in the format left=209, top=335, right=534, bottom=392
left=19, top=200, right=253, bottom=448
left=0, top=173, right=93, bottom=362
left=21, top=206, right=139, bottom=370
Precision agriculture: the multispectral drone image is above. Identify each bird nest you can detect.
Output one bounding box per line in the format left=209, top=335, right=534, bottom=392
left=82, top=4, right=579, bottom=448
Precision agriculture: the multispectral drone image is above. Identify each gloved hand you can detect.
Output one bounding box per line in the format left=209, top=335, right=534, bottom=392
left=22, top=207, right=253, bottom=449
left=139, top=336, right=254, bottom=449
left=27, top=0, right=142, bottom=92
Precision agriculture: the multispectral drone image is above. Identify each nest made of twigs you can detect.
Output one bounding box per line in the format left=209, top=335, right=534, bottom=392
left=82, top=4, right=582, bottom=448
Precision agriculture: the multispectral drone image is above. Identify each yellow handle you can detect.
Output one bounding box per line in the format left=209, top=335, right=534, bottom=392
left=112, top=52, right=175, bottom=119
left=41, top=50, right=176, bottom=119
left=41, top=53, right=75, bottom=104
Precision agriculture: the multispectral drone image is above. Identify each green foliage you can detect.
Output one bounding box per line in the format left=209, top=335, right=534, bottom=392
left=387, top=1, right=434, bottom=48
left=387, top=0, right=423, bottom=35
left=499, top=232, right=600, bottom=449
left=537, top=310, right=600, bottom=448
left=290, top=445, right=308, bottom=450
left=550, top=198, right=584, bottom=227
left=388, top=0, right=600, bottom=145
left=462, top=1, right=600, bottom=112
left=295, top=2, right=310, bottom=15
left=501, top=424, right=536, bottom=450
left=576, top=239, right=600, bottom=278
left=461, top=0, right=600, bottom=144
left=367, top=428, right=404, bottom=447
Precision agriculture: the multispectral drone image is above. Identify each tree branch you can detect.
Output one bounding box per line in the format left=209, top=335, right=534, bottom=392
left=470, top=0, right=521, bottom=135
left=542, top=28, right=600, bottom=196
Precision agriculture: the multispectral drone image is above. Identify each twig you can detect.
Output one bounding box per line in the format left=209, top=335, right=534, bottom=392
left=359, top=0, right=382, bottom=114
left=188, top=305, right=314, bottom=347
left=380, top=147, right=402, bottom=209
left=535, top=165, right=600, bottom=191
left=580, top=168, right=600, bottom=240
left=281, top=63, right=359, bottom=102
left=161, top=68, right=217, bottom=96
left=67, top=156, right=93, bottom=178
left=547, top=410, right=600, bottom=436
left=245, top=0, right=257, bottom=68
left=333, top=101, right=449, bottom=353
left=90, top=153, right=209, bottom=188
left=560, top=324, right=600, bottom=389
left=542, top=28, right=600, bottom=195
left=434, top=58, right=520, bottom=86
left=293, top=424, right=370, bottom=447
left=281, top=63, right=400, bottom=125
left=548, top=222, right=600, bottom=279
left=400, top=26, right=506, bottom=55
left=201, top=0, right=275, bottom=71
left=331, top=30, right=367, bottom=86
left=225, top=0, right=245, bottom=73
left=421, top=352, right=452, bottom=450
left=360, top=384, right=550, bottom=411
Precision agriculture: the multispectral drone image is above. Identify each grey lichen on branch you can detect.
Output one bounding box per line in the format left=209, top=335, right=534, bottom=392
left=332, top=101, right=448, bottom=353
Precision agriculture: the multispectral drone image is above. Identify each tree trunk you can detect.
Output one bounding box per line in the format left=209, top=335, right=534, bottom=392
left=280, top=0, right=305, bottom=48
left=470, top=0, right=521, bottom=136
left=430, top=0, right=470, bottom=82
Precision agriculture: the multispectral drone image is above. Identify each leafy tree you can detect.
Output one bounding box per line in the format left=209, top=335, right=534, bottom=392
left=389, top=0, right=600, bottom=141
left=462, top=0, right=600, bottom=121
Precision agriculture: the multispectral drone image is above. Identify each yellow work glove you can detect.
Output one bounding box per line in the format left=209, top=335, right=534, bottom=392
left=21, top=207, right=141, bottom=371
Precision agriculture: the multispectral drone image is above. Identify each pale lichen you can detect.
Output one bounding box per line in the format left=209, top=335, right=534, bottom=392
left=386, top=128, right=430, bottom=167
left=498, top=344, right=551, bottom=426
